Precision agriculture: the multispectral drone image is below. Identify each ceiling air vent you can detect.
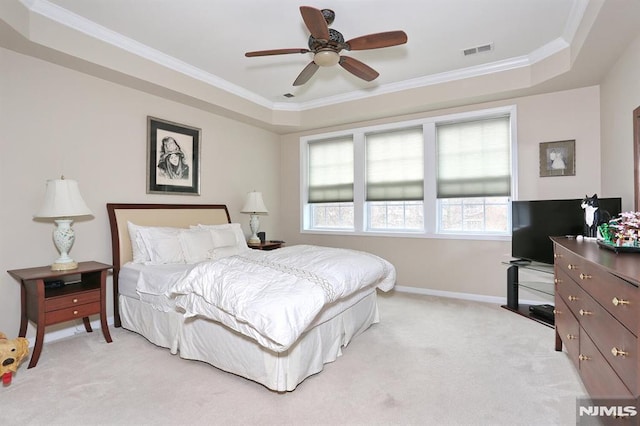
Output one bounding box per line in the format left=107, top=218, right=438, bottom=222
left=283, top=93, right=295, bottom=98
left=463, top=43, right=493, bottom=56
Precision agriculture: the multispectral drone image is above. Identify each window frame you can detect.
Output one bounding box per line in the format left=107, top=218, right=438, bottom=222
left=300, top=105, right=518, bottom=241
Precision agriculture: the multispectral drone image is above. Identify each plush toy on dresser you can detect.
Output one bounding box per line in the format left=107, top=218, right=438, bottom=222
left=0, top=332, right=29, bottom=385
left=581, top=194, right=610, bottom=238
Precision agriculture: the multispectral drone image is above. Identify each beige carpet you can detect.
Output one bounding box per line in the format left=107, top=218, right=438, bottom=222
left=1, top=292, right=586, bottom=425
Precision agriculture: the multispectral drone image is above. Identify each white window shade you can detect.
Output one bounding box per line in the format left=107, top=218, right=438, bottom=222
left=308, top=137, right=354, bottom=203
left=436, top=116, right=511, bottom=198
left=366, top=127, right=424, bottom=201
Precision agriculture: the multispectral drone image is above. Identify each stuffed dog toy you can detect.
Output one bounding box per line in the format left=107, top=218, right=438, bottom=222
left=0, top=332, right=29, bottom=385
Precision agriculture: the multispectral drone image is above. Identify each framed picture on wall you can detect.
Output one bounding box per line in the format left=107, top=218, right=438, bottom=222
left=539, top=139, right=575, bottom=177
left=147, top=116, right=201, bottom=195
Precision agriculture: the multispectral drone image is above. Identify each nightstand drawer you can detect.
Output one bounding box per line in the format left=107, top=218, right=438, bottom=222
left=45, top=301, right=101, bottom=325
left=45, top=289, right=100, bottom=312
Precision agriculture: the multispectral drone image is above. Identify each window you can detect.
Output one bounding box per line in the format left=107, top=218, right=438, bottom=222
left=300, top=106, right=516, bottom=239
left=366, top=128, right=424, bottom=231
left=436, top=116, right=511, bottom=234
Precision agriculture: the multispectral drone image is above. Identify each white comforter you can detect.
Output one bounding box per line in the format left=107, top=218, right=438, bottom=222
left=168, top=245, right=396, bottom=352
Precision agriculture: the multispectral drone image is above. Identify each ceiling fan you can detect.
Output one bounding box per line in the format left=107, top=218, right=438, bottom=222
left=245, top=6, right=408, bottom=86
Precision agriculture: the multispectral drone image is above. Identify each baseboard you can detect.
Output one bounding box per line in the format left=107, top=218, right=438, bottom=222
left=393, top=285, right=548, bottom=306
left=31, top=288, right=547, bottom=347
left=25, top=316, right=116, bottom=348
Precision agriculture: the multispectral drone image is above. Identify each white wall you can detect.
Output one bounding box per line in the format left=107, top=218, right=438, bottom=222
left=600, top=32, right=640, bottom=211
left=0, top=47, right=281, bottom=338
left=280, top=86, right=603, bottom=299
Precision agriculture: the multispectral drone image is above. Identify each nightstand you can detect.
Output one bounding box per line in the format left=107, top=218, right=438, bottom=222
left=248, top=241, right=284, bottom=250
left=7, top=261, right=113, bottom=368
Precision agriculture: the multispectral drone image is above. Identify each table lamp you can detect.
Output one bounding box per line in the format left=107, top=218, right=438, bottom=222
left=241, top=191, right=268, bottom=244
left=34, top=177, right=93, bottom=271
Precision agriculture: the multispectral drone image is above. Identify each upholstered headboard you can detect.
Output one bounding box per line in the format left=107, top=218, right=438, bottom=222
left=106, top=203, right=231, bottom=327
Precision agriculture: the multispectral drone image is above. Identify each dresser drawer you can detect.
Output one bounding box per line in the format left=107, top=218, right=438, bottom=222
left=579, top=330, right=633, bottom=398
left=554, top=245, right=584, bottom=281
left=555, top=269, right=587, bottom=319
left=579, top=291, right=637, bottom=394
left=554, top=296, right=580, bottom=371
left=44, top=289, right=100, bottom=312
left=578, top=266, right=637, bottom=336
left=45, top=301, right=100, bottom=325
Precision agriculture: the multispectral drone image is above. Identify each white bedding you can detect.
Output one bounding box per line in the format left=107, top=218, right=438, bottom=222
left=169, top=244, right=396, bottom=352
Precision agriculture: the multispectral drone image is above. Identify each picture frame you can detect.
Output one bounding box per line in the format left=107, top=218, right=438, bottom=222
left=539, top=140, right=575, bottom=177
left=147, top=116, right=201, bottom=195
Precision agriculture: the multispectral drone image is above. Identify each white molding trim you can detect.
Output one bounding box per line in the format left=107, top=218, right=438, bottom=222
left=393, top=285, right=548, bottom=307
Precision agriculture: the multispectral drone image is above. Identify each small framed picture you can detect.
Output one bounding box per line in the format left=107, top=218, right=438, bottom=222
left=539, top=140, right=575, bottom=177
left=147, top=116, right=201, bottom=195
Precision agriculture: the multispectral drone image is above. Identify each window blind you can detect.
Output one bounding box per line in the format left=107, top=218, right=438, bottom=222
left=436, top=116, right=511, bottom=198
left=366, top=127, right=424, bottom=201
left=307, top=137, right=354, bottom=203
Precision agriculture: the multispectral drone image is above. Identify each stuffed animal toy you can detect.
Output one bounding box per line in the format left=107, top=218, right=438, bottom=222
left=0, top=332, right=29, bottom=385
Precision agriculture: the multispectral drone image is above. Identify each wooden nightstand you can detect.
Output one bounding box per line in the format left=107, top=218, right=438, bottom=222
left=7, top=261, right=113, bottom=368
left=248, top=241, right=284, bottom=250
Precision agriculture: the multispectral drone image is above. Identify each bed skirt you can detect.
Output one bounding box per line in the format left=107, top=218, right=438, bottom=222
left=119, top=291, right=380, bottom=391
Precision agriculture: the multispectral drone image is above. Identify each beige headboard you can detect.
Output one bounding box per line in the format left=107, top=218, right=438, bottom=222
left=106, top=203, right=231, bottom=327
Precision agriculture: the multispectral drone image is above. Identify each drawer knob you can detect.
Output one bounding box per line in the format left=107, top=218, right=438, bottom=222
left=579, top=309, right=592, bottom=316
left=567, top=295, right=577, bottom=302
left=554, top=253, right=562, bottom=259
left=73, top=310, right=79, bottom=315
left=612, top=297, right=630, bottom=307
left=553, top=309, right=561, bottom=315
left=568, top=264, right=577, bottom=270
left=566, top=334, right=577, bottom=340
left=579, top=354, right=590, bottom=361
left=72, top=298, right=78, bottom=303
left=554, top=278, right=563, bottom=284
left=611, top=347, right=629, bottom=358
left=579, top=273, right=592, bottom=280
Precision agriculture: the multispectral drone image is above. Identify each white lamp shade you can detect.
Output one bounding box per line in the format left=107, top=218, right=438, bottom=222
left=241, top=191, right=268, bottom=214
left=34, top=178, right=92, bottom=218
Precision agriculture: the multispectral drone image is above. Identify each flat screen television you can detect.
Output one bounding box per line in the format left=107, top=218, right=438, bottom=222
left=511, top=198, right=622, bottom=265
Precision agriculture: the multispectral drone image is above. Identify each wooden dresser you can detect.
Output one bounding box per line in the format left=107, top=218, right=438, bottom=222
left=552, top=237, right=638, bottom=399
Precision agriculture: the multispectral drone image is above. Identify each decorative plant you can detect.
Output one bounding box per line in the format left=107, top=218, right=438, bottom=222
left=600, top=212, right=640, bottom=246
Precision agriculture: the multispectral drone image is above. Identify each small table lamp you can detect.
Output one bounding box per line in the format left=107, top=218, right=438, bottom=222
left=241, top=191, right=268, bottom=244
left=34, top=177, right=93, bottom=271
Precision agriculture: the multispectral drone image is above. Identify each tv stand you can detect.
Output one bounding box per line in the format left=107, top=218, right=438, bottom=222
left=501, top=261, right=554, bottom=328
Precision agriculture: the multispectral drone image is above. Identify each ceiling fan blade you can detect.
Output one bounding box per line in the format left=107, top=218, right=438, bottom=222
left=339, top=56, right=379, bottom=82
left=346, top=31, right=408, bottom=50
left=245, top=48, right=310, bottom=57
left=293, top=61, right=320, bottom=86
left=300, top=6, right=329, bottom=40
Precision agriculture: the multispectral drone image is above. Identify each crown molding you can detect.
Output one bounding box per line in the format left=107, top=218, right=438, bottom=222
left=22, top=0, right=582, bottom=115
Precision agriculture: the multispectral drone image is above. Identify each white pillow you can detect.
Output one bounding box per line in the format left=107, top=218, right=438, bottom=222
left=210, top=228, right=237, bottom=248
left=127, top=222, right=151, bottom=264
left=138, top=227, right=185, bottom=264
left=179, top=228, right=215, bottom=264
left=194, top=223, right=249, bottom=252
left=209, top=246, right=243, bottom=260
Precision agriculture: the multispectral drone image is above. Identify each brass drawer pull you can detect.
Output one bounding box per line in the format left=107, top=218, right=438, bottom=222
left=579, top=273, right=591, bottom=280
left=579, top=309, right=592, bottom=316
left=568, top=295, right=577, bottom=302
left=612, top=297, right=630, bottom=307
left=553, top=309, right=561, bottom=315
left=72, top=298, right=78, bottom=303
left=579, top=354, right=590, bottom=361
left=554, top=253, right=562, bottom=259
left=611, top=347, right=629, bottom=358
left=566, top=334, right=577, bottom=340
left=554, top=278, right=562, bottom=284
left=568, top=264, right=577, bottom=270
left=73, top=310, right=79, bottom=315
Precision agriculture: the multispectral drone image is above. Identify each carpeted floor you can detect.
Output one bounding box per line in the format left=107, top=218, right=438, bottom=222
left=1, top=292, right=586, bottom=425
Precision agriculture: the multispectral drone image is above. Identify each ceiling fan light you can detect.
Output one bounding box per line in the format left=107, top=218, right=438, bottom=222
left=313, top=49, right=340, bottom=67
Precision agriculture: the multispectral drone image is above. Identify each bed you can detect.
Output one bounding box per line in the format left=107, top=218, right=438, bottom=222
left=107, top=203, right=395, bottom=391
